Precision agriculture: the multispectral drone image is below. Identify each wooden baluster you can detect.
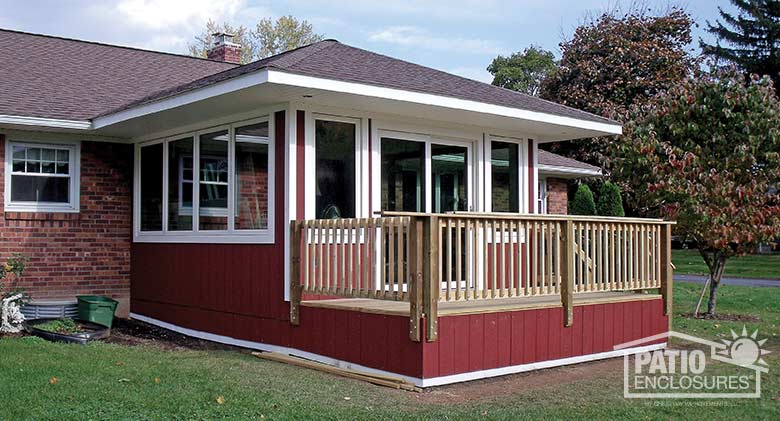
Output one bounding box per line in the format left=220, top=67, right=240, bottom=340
left=561, top=220, right=574, bottom=327
left=524, top=220, right=530, bottom=297
left=456, top=219, right=463, bottom=301
left=547, top=221, right=554, bottom=295
left=466, top=219, right=473, bottom=300
left=509, top=220, right=516, bottom=297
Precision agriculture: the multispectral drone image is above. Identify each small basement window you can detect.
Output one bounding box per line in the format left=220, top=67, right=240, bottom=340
left=5, top=141, right=79, bottom=212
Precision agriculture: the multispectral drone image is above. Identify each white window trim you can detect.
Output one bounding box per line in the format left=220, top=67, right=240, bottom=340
left=4, top=140, right=80, bottom=213
left=485, top=135, right=529, bottom=214
left=133, top=116, right=275, bottom=244
left=538, top=176, right=548, bottom=214
left=304, top=113, right=364, bottom=219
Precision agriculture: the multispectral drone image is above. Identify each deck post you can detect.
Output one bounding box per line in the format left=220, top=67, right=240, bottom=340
left=423, top=215, right=439, bottom=342
left=561, top=220, right=575, bottom=327
left=290, top=221, right=302, bottom=326
left=660, top=223, right=673, bottom=323
left=408, top=216, right=423, bottom=342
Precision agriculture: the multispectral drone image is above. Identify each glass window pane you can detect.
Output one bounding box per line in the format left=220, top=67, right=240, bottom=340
left=491, top=141, right=520, bottom=213
left=56, top=162, right=69, bottom=174
left=140, top=143, right=163, bottom=231
left=235, top=122, right=269, bottom=230
left=168, top=137, right=194, bottom=231
left=199, top=130, right=229, bottom=230
left=12, top=146, right=25, bottom=160
left=431, top=144, right=468, bottom=213
left=12, top=160, right=25, bottom=172
left=381, top=138, right=424, bottom=212
left=27, top=148, right=40, bottom=160
left=10, top=175, right=69, bottom=202
left=56, top=149, right=69, bottom=162
left=41, top=161, right=56, bottom=174
left=41, top=148, right=56, bottom=161
left=315, top=120, right=355, bottom=219
left=27, top=161, right=40, bottom=173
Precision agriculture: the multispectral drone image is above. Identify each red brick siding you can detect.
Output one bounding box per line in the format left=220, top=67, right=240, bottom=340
left=207, top=45, right=242, bottom=64
left=0, top=135, right=133, bottom=315
left=546, top=178, right=568, bottom=215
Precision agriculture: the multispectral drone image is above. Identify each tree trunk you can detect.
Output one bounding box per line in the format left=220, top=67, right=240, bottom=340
left=705, top=254, right=727, bottom=316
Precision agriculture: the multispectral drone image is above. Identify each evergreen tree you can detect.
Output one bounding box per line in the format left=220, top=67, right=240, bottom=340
left=700, top=0, right=780, bottom=92
left=596, top=182, right=625, bottom=217
left=569, top=184, right=596, bottom=215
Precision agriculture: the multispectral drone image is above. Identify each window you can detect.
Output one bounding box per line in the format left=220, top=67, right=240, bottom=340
left=315, top=119, right=356, bottom=219
left=5, top=141, right=79, bottom=212
left=538, top=177, right=548, bottom=214
left=491, top=141, right=519, bottom=212
left=135, top=117, right=274, bottom=243
left=381, top=138, right=425, bottom=212
left=431, top=144, right=468, bottom=213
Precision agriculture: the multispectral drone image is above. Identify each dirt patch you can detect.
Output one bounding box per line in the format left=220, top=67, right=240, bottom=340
left=106, top=318, right=239, bottom=352
left=414, top=357, right=623, bottom=404
left=679, top=312, right=762, bottom=322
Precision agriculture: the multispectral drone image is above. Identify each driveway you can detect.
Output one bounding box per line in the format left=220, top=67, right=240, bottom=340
left=674, top=274, right=780, bottom=288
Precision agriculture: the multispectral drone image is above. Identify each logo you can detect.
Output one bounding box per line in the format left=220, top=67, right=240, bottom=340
left=617, top=326, right=770, bottom=399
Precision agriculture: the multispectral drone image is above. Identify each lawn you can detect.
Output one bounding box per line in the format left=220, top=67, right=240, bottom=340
left=673, top=249, right=780, bottom=279
left=1, top=283, right=778, bottom=420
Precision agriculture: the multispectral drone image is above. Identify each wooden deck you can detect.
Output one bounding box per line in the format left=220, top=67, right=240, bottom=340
left=302, top=291, right=662, bottom=317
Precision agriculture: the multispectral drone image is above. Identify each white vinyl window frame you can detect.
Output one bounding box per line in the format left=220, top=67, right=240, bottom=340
left=133, top=116, right=275, bottom=244
left=374, top=129, right=475, bottom=214
left=4, top=140, right=80, bottom=213
left=304, top=113, right=364, bottom=219
left=484, top=135, right=529, bottom=214
left=538, top=176, right=548, bottom=214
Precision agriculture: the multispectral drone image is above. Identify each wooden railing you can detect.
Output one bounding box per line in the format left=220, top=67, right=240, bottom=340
left=290, top=213, right=674, bottom=343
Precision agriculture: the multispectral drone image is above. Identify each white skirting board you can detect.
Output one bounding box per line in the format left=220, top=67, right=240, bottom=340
left=130, top=312, right=666, bottom=388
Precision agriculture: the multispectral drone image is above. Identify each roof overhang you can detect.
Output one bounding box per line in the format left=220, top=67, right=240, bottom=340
left=538, top=164, right=602, bottom=179
left=0, top=114, right=92, bottom=131
left=92, top=68, right=623, bottom=140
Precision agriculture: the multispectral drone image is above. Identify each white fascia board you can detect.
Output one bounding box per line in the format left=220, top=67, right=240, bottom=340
left=92, top=70, right=271, bottom=129
left=266, top=70, right=623, bottom=135
left=538, top=164, right=603, bottom=178
left=0, top=114, right=91, bottom=130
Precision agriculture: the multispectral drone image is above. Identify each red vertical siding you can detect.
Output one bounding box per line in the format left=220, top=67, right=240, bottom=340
left=421, top=298, right=668, bottom=378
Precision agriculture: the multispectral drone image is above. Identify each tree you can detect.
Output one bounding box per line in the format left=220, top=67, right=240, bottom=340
left=188, top=16, right=324, bottom=64
left=569, top=184, right=597, bottom=215
left=541, top=7, right=695, bottom=164
left=487, top=46, right=557, bottom=96
left=612, top=67, right=780, bottom=316
left=700, top=0, right=780, bottom=94
left=596, top=182, right=625, bottom=216
left=253, top=15, right=324, bottom=59
left=188, top=20, right=256, bottom=64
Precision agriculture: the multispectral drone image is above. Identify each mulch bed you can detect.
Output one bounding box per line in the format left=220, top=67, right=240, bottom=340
left=105, top=318, right=241, bottom=352
left=679, top=312, right=762, bottom=322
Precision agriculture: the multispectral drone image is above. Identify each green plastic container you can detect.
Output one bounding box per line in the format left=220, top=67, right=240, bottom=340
left=76, top=295, right=118, bottom=328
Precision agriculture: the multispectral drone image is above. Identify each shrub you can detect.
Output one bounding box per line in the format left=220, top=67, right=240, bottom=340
left=569, top=184, right=596, bottom=215
left=596, top=182, right=625, bottom=216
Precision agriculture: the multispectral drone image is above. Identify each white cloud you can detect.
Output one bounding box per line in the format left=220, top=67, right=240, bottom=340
left=115, top=0, right=244, bottom=30
left=369, top=26, right=505, bottom=55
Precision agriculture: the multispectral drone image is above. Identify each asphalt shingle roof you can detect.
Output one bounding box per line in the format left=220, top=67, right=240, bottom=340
left=108, top=40, right=618, bottom=125
left=0, top=29, right=236, bottom=121
left=538, top=149, right=601, bottom=172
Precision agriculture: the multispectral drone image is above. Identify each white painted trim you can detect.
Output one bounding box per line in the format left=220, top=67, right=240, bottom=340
left=130, top=312, right=665, bottom=388
left=284, top=107, right=295, bottom=302
left=93, top=68, right=621, bottom=137
left=0, top=115, right=91, bottom=130
left=267, top=70, right=623, bottom=135
left=538, top=164, right=602, bottom=178
left=4, top=139, right=80, bottom=213
left=93, top=70, right=271, bottom=129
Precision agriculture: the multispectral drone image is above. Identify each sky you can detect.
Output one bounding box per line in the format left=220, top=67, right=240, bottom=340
left=0, top=0, right=733, bottom=83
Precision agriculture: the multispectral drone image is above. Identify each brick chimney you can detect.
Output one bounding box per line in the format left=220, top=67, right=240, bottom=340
left=207, top=32, right=242, bottom=64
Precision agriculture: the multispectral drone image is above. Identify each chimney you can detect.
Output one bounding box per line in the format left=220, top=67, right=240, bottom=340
left=207, top=32, right=242, bottom=64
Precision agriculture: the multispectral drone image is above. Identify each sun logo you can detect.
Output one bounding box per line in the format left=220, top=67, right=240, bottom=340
left=716, top=326, right=771, bottom=368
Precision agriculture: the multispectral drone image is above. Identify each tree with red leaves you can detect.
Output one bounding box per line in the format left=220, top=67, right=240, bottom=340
left=612, top=67, right=780, bottom=315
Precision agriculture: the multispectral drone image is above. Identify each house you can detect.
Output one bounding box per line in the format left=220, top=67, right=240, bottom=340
left=0, top=29, right=673, bottom=387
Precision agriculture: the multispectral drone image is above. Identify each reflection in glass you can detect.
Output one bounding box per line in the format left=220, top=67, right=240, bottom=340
left=431, top=144, right=467, bottom=213
left=168, top=137, right=194, bottom=231
left=381, top=138, right=424, bottom=212
left=315, top=120, right=355, bottom=219
left=140, top=143, right=163, bottom=231
left=199, top=130, right=229, bottom=230
left=491, top=141, right=519, bottom=212
left=235, top=122, right=269, bottom=230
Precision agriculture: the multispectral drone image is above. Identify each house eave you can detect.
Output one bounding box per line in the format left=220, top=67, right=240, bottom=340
left=0, top=114, right=92, bottom=130
left=538, top=164, right=602, bottom=178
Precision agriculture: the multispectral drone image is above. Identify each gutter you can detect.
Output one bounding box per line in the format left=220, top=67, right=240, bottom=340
left=0, top=115, right=92, bottom=130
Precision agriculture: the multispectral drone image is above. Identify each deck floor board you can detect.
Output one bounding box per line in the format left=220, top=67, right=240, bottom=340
left=302, top=292, right=661, bottom=317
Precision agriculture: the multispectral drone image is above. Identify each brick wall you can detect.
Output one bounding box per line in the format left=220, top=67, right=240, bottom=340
left=546, top=177, right=569, bottom=215
left=0, top=136, right=133, bottom=316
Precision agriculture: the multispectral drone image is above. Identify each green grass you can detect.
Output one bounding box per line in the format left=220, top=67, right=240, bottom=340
left=673, top=249, right=780, bottom=279
left=1, top=283, right=778, bottom=420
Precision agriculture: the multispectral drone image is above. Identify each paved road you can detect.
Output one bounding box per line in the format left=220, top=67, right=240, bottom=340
left=674, top=274, right=780, bottom=288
